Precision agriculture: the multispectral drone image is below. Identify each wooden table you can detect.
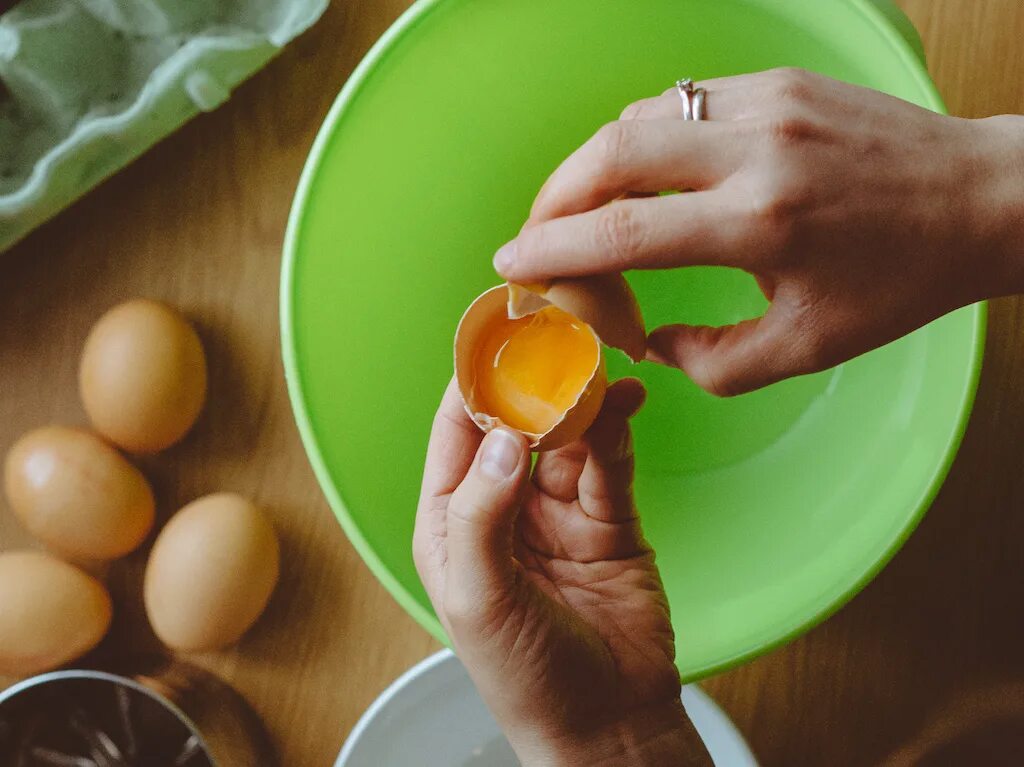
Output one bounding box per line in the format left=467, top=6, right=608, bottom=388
left=2, top=1, right=1022, bottom=764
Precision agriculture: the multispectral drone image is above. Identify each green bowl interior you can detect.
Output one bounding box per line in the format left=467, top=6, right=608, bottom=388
left=283, top=0, right=983, bottom=679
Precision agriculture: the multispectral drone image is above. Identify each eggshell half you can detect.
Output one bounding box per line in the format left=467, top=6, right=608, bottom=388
left=507, top=273, right=646, bottom=362
left=454, top=284, right=607, bottom=451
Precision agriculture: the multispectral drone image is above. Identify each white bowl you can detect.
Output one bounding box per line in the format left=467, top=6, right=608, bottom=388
left=337, top=650, right=758, bottom=766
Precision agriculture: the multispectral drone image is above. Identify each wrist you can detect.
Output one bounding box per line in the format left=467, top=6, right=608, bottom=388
left=962, top=115, right=1024, bottom=299
left=509, top=699, right=712, bottom=767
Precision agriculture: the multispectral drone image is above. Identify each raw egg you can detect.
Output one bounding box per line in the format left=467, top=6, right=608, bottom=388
left=455, top=274, right=645, bottom=450
left=0, top=551, right=112, bottom=676
left=3, top=426, right=155, bottom=561
left=79, top=300, right=207, bottom=453
left=144, top=493, right=280, bottom=652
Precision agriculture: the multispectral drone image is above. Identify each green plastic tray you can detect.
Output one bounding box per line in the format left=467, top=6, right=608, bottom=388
left=0, top=0, right=327, bottom=252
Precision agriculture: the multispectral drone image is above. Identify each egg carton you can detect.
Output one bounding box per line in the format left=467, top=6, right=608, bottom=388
left=0, top=0, right=328, bottom=252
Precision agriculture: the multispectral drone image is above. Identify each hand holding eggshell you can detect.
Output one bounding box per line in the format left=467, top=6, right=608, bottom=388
left=454, top=274, right=644, bottom=450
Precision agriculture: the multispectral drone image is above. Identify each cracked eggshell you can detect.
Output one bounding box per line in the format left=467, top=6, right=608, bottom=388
left=507, top=273, right=646, bottom=363
left=454, top=284, right=607, bottom=451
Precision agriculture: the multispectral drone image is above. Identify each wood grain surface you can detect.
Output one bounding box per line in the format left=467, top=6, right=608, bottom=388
left=1, top=1, right=1022, bottom=765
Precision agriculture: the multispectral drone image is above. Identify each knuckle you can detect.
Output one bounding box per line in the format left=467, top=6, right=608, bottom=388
left=765, top=113, right=822, bottom=147
left=687, top=327, right=742, bottom=398
left=619, top=100, right=645, bottom=120
left=411, top=528, right=434, bottom=573
left=797, top=330, right=833, bottom=374
left=699, top=371, right=740, bottom=398
left=767, top=66, right=816, bottom=103
left=411, top=531, right=426, bottom=572
left=755, top=184, right=807, bottom=225
left=447, top=494, right=488, bottom=528
left=592, top=120, right=637, bottom=174
left=747, top=188, right=804, bottom=257
left=702, top=367, right=742, bottom=398
left=595, top=203, right=645, bottom=266
left=412, top=512, right=446, bottom=578
left=701, top=375, right=737, bottom=399
left=791, top=307, right=836, bottom=374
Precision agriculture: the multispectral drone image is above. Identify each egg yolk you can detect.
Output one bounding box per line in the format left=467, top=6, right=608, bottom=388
left=473, top=306, right=599, bottom=434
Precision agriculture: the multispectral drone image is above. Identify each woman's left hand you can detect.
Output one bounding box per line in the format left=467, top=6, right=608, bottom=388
left=494, top=68, right=1022, bottom=395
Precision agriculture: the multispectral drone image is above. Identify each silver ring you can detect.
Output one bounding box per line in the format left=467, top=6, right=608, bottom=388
left=692, top=87, right=706, bottom=121
left=675, top=78, right=694, bottom=120
left=675, top=77, right=707, bottom=121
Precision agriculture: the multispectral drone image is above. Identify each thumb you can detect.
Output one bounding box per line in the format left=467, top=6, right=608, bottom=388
left=444, top=428, right=531, bottom=623
left=647, top=309, right=804, bottom=397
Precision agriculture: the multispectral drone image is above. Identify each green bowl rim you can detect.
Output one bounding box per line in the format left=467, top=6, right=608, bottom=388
left=280, top=0, right=987, bottom=680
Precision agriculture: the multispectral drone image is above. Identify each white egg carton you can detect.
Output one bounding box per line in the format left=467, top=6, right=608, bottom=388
left=0, top=0, right=328, bottom=252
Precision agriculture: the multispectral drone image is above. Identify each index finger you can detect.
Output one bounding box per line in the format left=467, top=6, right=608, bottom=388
left=414, top=378, right=484, bottom=602
left=495, top=191, right=755, bottom=283
left=526, top=119, right=745, bottom=226
left=419, top=377, right=484, bottom=503
left=578, top=377, right=646, bottom=524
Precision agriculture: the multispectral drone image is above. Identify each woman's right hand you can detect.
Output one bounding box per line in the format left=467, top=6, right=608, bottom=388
left=413, top=380, right=713, bottom=766
left=494, top=68, right=1024, bottom=396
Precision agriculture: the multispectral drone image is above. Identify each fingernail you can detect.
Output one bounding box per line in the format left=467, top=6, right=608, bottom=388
left=480, top=429, right=521, bottom=480
left=493, top=240, right=517, bottom=274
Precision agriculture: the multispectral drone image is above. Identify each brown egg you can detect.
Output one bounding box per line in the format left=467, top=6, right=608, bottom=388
left=144, top=493, right=280, bottom=652
left=455, top=274, right=644, bottom=451
left=79, top=299, right=207, bottom=453
left=4, top=426, right=155, bottom=561
left=0, top=551, right=112, bottom=676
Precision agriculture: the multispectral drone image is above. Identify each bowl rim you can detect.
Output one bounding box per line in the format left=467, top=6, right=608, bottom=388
left=280, top=0, right=987, bottom=680
left=334, top=648, right=760, bottom=766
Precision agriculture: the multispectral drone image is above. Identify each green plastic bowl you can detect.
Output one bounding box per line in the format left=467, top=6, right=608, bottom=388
left=282, top=0, right=984, bottom=680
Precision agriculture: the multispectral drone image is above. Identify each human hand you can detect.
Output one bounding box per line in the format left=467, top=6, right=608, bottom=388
left=494, top=68, right=1023, bottom=395
left=413, top=378, right=711, bottom=766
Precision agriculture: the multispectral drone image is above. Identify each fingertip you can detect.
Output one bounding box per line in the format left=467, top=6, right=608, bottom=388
left=646, top=323, right=713, bottom=371
left=605, top=376, right=647, bottom=417
left=586, top=377, right=646, bottom=454
left=495, top=227, right=551, bottom=283
left=477, top=427, right=530, bottom=483
left=493, top=240, right=517, bottom=278
left=644, top=347, right=671, bottom=367
left=646, top=322, right=776, bottom=398
left=646, top=324, right=689, bottom=359
left=647, top=324, right=728, bottom=395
